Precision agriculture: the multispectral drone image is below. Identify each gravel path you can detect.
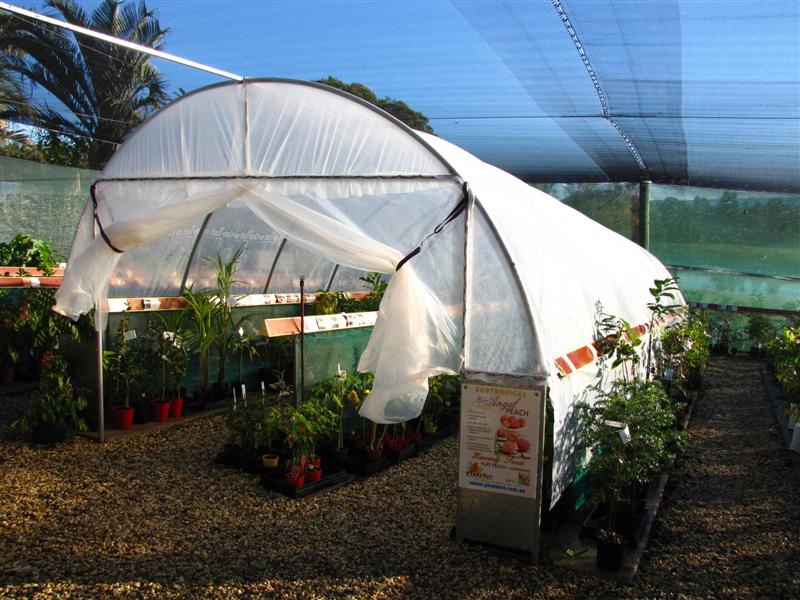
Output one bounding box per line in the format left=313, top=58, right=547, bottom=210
left=1, top=357, right=798, bottom=599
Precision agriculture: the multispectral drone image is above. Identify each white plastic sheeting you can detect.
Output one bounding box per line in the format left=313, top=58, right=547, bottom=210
left=55, top=79, right=680, bottom=506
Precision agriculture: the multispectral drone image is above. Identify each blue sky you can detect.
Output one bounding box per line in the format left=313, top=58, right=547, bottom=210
left=14, top=0, right=800, bottom=192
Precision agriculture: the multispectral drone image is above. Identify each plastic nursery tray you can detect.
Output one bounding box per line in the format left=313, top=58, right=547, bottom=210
left=415, top=421, right=459, bottom=452
left=340, top=454, right=390, bottom=476
left=260, top=467, right=351, bottom=499
left=385, top=443, right=417, bottom=463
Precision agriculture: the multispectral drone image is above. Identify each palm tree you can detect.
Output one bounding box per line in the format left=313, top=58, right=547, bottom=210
left=2, top=0, right=168, bottom=168
left=0, top=16, right=32, bottom=144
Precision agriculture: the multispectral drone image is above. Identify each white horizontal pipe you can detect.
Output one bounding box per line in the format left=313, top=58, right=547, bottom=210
left=0, top=2, right=244, bottom=82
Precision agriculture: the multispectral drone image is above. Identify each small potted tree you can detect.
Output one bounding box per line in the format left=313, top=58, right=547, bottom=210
left=104, top=312, right=147, bottom=429
left=579, top=380, right=685, bottom=570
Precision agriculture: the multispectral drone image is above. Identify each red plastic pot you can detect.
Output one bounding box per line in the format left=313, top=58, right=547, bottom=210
left=309, top=455, right=322, bottom=468
left=169, top=397, right=183, bottom=418
left=306, top=467, right=323, bottom=481
left=113, top=406, right=134, bottom=430
left=407, top=431, right=422, bottom=444
left=287, top=472, right=305, bottom=487
left=367, top=448, right=384, bottom=462
left=150, top=400, right=170, bottom=423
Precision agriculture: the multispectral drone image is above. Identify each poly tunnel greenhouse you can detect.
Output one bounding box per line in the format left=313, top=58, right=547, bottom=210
left=54, top=78, right=678, bottom=507
left=1, top=1, right=798, bottom=597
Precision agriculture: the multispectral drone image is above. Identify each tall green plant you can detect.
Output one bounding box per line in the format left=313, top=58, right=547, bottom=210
left=206, top=248, right=243, bottom=388
left=229, top=315, right=260, bottom=384
left=181, top=286, right=218, bottom=394
left=645, top=278, right=682, bottom=377
left=594, top=313, right=642, bottom=382
left=103, top=311, right=145, bottom=408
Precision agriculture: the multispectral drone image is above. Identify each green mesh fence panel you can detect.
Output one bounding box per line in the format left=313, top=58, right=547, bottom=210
left=0, top=156, right=96, bottom=257
left=293, top=327, right=374, bottom=400
left=652, top=184, right=800, bottom=311
left=533, top=182, right=638, bottom=240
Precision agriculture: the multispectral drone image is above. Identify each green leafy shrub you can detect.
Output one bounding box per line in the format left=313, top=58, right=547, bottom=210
left=579, top=380, right=685, bottom=533
left=660, top=311, right=711, bottom=380
left=0, top=233, right=59, bottom=274
left=769, top=326, right=800, bottom=403
left=12, top=352, right=87, bottom=438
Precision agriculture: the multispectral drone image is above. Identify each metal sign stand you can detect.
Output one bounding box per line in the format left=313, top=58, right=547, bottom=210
left=455, top=379, right=547, bottom=563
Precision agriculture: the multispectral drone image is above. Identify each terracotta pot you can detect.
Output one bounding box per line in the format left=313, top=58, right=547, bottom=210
left=169, top=397, right=183, bottom=418
left=150, top=400, right=170, bottom=423
left=113, top=406, right=134, bottom=430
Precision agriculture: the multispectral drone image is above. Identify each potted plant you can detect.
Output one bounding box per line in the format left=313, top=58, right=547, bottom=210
left=310, top=367, right=351, bottom=462
left=104, top=312, right=146, bottom=429
left=0, top=309, right=24, bottom=385
left=228, top=315, right=260, bottom=394
left=314, top=289, right=341, bottom=315
left=579, top=379, right=685, bottom=570
left=746, top=313, right=774, bottom=357
left=207, top=248, right=244, bottom=399
left=660, top=311, right=711, bottom=392
left=181, top=285, right=219, bottom=406
left=282, top=405, right=316, bottom=487
left=258, top=403, right=287, bottom=469
left=11, top=352, right=88, bottom=443
left=364, top=420, right=387, bottom=462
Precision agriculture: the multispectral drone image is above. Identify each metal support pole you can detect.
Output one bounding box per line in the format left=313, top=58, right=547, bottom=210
left=299, top=275, right=305, bottom=405
left=638, top=180, right=651, bottom=250
left=96, top=309, right=105, bottom=443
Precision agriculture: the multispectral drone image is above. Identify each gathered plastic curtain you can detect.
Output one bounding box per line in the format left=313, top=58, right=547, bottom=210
left=55, top=181, right=462, bottom=423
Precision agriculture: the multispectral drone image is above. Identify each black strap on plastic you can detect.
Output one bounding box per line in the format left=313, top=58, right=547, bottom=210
left=396, top=181, right=470, bottom=272
left=91, top=183, right=124, bottom=254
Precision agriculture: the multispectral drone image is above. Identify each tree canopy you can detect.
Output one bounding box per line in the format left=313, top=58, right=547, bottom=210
left=316, top=76, right=434, bottom=134
left=1, top=0, right=168, bottom=169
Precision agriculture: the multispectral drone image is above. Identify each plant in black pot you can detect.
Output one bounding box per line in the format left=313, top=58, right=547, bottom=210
left=578, top=379, right=685, bottom=571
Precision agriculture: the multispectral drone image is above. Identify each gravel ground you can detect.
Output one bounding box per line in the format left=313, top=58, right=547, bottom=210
left=1, top=357, right=797, bottom=599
